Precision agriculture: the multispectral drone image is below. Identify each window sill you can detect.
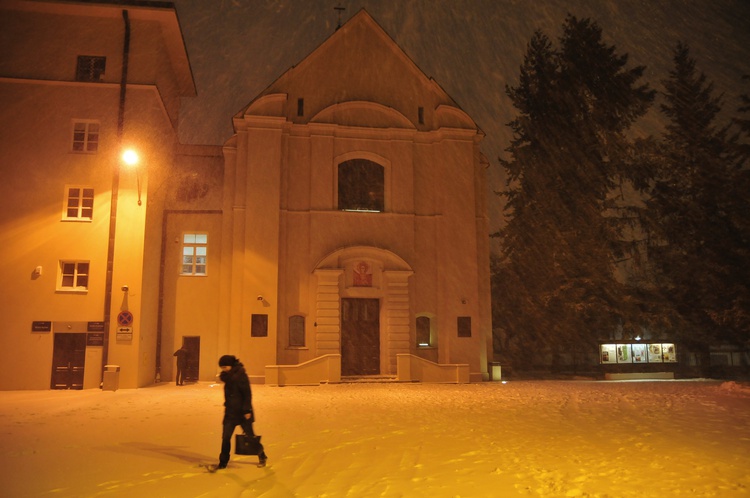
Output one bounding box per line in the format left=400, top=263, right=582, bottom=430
left=56, top=288, right=88, bottom=295
left=286, top=347, right=308, bottom=351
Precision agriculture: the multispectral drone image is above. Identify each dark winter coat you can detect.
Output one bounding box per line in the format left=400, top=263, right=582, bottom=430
left=174, top=348, right=188, bottom=368
left=219, top=362, right=254, bottom=424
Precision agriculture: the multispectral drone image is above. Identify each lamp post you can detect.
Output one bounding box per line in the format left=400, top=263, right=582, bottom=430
left=101, top=8, right=132, bottom=387
left=101, top=147, right=140, bottom=387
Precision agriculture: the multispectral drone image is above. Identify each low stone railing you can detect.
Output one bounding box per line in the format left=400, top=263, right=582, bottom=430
left=265, top=354, right=341, bottom=386
left=396, top=354, right=470, bottom=383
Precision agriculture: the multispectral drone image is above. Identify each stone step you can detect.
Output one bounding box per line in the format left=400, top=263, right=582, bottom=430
left=340, top=375, right=400, bottom=383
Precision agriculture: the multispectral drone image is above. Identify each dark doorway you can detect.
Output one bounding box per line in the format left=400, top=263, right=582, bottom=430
left=341, top=298, right=380, bottom=376
left=182, top=336, right=200, bottom=382
left=51, top=333, right=86, bottom=390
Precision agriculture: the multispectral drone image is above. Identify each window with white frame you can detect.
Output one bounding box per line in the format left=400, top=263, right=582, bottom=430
left=181, top=233, right=207, bottom=275
left=63, top=186, right=94, bottom=221
left=59, top=261, right=89, bottom=290
left=71, top=121, right=99, bottom=153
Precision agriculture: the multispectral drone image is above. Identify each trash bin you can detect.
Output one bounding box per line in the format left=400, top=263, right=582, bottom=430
left=490, top=362, right=502, bottom=382
left=102, top=364, right=120, bottom=391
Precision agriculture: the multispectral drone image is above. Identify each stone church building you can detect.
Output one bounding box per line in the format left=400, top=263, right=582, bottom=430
left=0, top=2, right=491, bottom=389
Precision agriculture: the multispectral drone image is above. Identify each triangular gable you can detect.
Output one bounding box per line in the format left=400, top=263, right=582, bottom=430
left=237, top=9, right=475, bottom=131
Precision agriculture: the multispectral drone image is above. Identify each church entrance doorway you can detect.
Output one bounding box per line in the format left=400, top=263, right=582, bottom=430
left=340, top=298, right=380, bottom=376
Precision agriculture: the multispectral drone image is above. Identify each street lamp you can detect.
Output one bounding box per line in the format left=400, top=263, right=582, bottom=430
left=122, top=148, right=138, bottom=165
left=121, top=148, right=142, bottom=205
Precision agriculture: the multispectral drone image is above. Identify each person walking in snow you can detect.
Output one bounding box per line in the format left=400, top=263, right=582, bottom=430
left=173, top=346, right=188, bottom=386
left=216, top=355, right=267, bottom=469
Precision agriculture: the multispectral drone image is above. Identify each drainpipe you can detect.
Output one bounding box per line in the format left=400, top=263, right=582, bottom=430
left=102, top=9, right=130, bottom=382
left=155, top=210, right=169, bottom=383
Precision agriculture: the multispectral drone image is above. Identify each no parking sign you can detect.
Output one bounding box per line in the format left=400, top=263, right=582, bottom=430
left=117, top=310, right=133, bottom=327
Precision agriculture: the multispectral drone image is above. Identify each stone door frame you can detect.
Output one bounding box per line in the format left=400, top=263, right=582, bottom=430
left=313, top=246, right=413, bottom=375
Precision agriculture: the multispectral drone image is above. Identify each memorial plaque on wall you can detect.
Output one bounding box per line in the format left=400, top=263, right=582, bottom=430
left=251, top=314, right=268, bottom=337
left=32, top=321, right=52, bottom=332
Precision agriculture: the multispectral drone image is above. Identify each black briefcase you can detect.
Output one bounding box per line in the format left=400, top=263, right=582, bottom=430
left=235, top=433, right=262, bottom=455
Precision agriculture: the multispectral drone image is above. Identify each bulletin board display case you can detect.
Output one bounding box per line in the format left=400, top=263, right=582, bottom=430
left=600, top=343, right=677, bottom=364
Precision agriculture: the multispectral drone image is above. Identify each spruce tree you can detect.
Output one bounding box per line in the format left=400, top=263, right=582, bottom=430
left=735, top=75, right=750, bottom=162
left=494, top=17, right=655, bottom=369
left=647, top=43, right=750, bottom=354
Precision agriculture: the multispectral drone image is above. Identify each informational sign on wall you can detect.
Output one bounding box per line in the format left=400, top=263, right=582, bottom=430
left=87, top=321, right=105, bottom=332
left=116, top=327, right=133, bottom=341
left=87, top=333, right=104, bottom=346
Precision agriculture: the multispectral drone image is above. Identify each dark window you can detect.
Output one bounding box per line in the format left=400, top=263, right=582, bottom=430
left=418, top=106, right=424, bottom=124
left=76, top=56, right=106, bottom=82
left=289, top=315, right=305, bottom=347
left=417, top=316, right=431, bottom=347
left=297, top=98, right=304, bottom=117
left=457, top=316, right=471, bottom=337
left=251, top=314, right=268, bottom=337
left=338, top=159, right=384, bottom=212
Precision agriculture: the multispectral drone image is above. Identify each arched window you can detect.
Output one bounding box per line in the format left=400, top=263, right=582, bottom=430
left=338, top=159, right=384, bottom=212
left=416, top=315, right=436, bottom=348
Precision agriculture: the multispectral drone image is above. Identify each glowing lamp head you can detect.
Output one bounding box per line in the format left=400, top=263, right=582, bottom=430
left=122, top=149, right=139, bottom=167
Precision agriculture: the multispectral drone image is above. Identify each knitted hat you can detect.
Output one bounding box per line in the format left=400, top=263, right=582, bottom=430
left=218, top=355, right=236, bottom=367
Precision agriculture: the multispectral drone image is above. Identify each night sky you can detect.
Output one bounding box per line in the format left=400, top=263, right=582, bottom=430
left=173, top=0, right=750, bottom=237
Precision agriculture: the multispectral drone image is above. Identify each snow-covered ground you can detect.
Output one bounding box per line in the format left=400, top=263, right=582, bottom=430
left=1, top=379, right=749, bottom=497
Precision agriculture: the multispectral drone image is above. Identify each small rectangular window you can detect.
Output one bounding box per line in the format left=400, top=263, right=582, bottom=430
left=297, top=98, right=304, bottom=117
left=59, top=261, right=89, bottom=290
left=63, top=186, right=94, bottom=221
left=251, top=314, right=268, bottom=337
left=418, top=106, right=424, bottom=125
left=71, top=121, right=99, bottom=153
left=181, top=233, right=208, bottom=275
left=457, top=316, right=471, bottom=337
left=76, top=55, right=106, bottom=82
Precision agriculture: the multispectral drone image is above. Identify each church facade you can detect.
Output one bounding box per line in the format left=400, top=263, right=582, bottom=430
left=208, top=10, right=493, bottom=383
